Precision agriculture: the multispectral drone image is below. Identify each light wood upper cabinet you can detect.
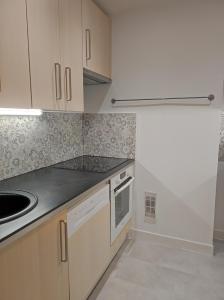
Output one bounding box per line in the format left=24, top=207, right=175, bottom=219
left=0, top=0, right=31, bottom=108
left=82, top=0, right=112, bottom=79
left=0, top=0, right=83, bottom=111
left=26, top=0, right=62, bottom=111
left=26, top=0, right=84, bottom=111
left=0, top=212, right=69, bottom=300
left=61, top=0, right=84, bottom=112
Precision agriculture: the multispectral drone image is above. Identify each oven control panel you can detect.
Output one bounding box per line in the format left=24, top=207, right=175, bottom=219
left=110, top=165, right=134, bottom=190
left=120, top=171, right=126, bottom=180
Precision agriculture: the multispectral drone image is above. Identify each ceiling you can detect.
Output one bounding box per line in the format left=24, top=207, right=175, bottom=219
left=95, top=0, right=203, bottom=16
left=94, top=0, right=154, bottom=15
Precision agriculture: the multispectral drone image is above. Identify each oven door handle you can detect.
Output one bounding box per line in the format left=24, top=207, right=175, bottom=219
left=114, top=177, right=135, bottom=197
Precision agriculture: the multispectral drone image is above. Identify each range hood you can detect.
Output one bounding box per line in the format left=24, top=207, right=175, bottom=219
left=83, top=68, right=112, bottom=85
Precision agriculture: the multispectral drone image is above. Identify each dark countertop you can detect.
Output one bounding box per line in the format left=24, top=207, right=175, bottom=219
left=0, top=157, right=134, bottom=244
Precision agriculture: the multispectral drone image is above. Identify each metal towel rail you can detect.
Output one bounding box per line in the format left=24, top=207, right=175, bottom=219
left=111, top=94, right=215, bottom=105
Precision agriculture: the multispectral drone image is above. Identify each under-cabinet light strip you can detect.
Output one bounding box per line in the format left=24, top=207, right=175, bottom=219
left=0, top=108, right=43, bottom=116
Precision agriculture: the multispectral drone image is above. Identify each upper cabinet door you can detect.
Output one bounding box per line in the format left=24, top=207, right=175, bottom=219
left=26, top=0, right=64, bottom=110
left=60, top=0, right=84, bottom=112
left=82, top=0, right=112, bottom=79
left=0, top=0, right=31, bottom=108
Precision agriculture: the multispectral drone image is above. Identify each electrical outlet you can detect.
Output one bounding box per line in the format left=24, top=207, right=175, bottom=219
left=144, top=192, right=157, bottom=224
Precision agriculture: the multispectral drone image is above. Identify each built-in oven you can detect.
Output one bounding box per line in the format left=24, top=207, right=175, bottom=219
left=110, top=165, right=135, bottom=243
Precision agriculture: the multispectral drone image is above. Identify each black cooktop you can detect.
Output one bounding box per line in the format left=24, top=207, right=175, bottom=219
left=53, top=156, right=129, bottom=173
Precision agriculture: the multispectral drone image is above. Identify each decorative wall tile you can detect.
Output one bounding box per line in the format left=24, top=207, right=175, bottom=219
left=83, top=113, right=136, bottom=159
left=0, top=112, right=83, bottom=181
left=0, top=112, right=136, bottom=181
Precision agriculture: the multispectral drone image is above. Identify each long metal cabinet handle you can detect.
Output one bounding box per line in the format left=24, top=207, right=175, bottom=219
left=59, top=220, right=68, bottom=262
left=65, top=67, right=72, bottom=101
left=54, top=63, right=62, bottom=100
left=86, top=29, right=91, bottom=60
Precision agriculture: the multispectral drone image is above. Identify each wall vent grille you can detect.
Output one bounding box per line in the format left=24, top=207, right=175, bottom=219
left=144, top=192, right=157, bottom=223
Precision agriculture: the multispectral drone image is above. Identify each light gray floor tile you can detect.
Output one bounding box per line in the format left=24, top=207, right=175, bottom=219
left=96, top=239, right=224, bottom=300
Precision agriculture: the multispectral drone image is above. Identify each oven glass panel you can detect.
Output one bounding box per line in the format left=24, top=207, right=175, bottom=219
left=115, top=186, right=130, bottom=227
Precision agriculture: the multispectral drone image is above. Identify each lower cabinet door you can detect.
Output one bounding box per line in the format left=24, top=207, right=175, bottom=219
left=68, top=202, right=110, bottom=300
left=0, top=212, right=69, bottom=300
left=37, top=212, right=70, bottom=300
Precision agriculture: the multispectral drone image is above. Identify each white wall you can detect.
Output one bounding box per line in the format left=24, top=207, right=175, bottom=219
left=85, top=0, right=223, bottom=246
left=214, top=113, right=224, bottom=240
left=214, top=162, right=224, bottom=239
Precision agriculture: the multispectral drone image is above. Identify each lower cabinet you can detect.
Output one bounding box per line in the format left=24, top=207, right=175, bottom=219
left=0, top=212, right=69, bottom=300
left=0, top=186, right=130, bottom=300
left=67, top=185, right=111, bottom=300
left=110, top=219, right=132, bottom=261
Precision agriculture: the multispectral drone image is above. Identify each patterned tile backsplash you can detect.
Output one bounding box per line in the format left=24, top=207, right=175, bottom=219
left=83, top=113, right=136, bottom=159
left=0, top=113, right=83, bottom=181
left=0, top=112, right=136, bottom=181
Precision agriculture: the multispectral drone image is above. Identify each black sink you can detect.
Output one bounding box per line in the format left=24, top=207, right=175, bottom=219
left=0, top=191, right=38, bottom=224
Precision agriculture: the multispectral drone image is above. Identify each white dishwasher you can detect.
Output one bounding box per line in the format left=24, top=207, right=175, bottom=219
left=67, top=184, right=110, bottom=300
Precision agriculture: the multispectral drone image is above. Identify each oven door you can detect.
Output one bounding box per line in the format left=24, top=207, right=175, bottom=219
left=111, top=176, right=135, bottom=243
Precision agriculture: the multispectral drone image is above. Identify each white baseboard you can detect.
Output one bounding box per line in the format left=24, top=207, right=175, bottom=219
left=131, top=228, right=214, bottom=256
left=214, top=229, right=224, bottom=241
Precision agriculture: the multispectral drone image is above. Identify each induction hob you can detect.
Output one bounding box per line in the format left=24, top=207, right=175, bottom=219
left=53, top=156, right=129, bottom=173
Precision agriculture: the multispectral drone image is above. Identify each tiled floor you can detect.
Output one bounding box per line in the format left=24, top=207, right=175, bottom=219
left=95, top=238, right=224, bottom=300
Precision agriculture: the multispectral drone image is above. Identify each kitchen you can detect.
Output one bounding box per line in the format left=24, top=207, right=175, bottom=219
left=0, top=0, right=224, bottom=299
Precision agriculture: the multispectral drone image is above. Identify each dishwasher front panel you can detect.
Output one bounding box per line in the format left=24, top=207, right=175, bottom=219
left=67, top=184, right=110, bottom=300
